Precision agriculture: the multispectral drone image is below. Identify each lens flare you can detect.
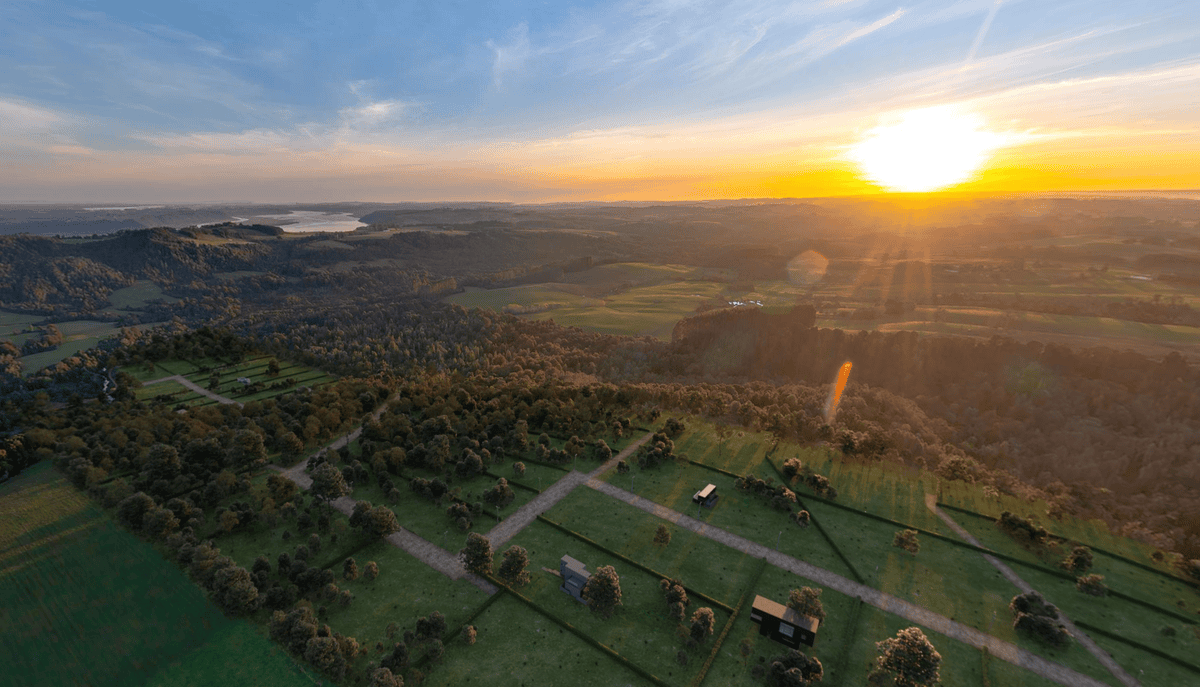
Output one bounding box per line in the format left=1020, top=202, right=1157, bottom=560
left=824, top=361, right=853, bottom=424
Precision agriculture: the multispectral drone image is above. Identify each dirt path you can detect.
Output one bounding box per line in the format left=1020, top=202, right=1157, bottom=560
left=926, top=495, right=1140, bottom=687
left=271, top=398, right=496, bottom=594
left=587, top=479, right=1116, bottom=687
left=143, top=374, right=241, bottom=406
left=484, top=431, right=655, bottom=548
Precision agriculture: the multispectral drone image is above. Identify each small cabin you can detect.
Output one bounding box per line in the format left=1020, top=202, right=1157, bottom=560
left=692, top=483, right=719, bottom=508
left=749, top=595, right=819, bottom=648
left=559, top=555, right=591, bottom=604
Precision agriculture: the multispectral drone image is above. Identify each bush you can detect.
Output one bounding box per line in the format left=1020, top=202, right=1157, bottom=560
left=1076, top=574, right=1107, bottom=597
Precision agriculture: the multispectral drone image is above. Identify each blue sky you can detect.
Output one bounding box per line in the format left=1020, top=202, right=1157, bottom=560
left=2, top=0, right=1198, bottom=202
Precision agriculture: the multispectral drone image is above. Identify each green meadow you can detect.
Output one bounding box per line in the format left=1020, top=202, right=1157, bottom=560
left=0, top=462, right=322, bottom=687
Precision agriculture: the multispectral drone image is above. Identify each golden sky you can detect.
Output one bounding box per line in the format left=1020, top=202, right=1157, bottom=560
left=1, top=1, right=1198, bottom=202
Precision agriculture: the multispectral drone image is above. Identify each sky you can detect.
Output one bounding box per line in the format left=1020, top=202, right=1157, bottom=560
left=1, top=0, right=1198, bottom=203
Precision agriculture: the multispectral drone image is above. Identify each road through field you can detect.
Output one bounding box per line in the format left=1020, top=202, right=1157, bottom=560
left=484, top=431, right=655, bottom=548
left=143, top=374, right=241, bottom=406
left=927, top=495, right=1139, bottom=687
left=587, top=478, right=1118, bottom=687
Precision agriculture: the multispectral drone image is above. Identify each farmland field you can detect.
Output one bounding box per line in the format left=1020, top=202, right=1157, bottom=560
left=0, top=462, right=322, bottom=687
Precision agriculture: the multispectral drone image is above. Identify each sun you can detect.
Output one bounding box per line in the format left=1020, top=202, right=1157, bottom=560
left=850, top=106, right=1003, bottom=192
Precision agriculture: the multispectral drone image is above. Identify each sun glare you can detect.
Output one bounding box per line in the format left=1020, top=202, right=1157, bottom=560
left=850, top=106, right=1003, bottom=192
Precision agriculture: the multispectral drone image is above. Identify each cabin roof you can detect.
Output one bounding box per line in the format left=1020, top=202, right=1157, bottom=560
left=751, top=595, right=820, bottom=632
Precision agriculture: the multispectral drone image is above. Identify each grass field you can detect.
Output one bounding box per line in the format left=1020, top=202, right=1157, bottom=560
left=127, top=354, right=337, bottom=407
left=598, top=449, right=860, bottom=582
left=105, top=281, right=179, bottom=311
left=501, top=518, right=728, bottom=685
left=545, top=487, right=761, bottom=608
left=596, top=417, right=1200, bottom=685
left=0, top=462, right=322, bottom=687
left=431, top=594, right=652, bottom=687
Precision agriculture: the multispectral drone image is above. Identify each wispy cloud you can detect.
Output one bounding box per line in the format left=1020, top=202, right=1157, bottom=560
left=487, top=22, right=533, bottom=88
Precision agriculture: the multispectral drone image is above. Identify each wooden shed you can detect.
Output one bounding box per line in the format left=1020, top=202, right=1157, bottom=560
left=749, top=595, right=819, bottom=648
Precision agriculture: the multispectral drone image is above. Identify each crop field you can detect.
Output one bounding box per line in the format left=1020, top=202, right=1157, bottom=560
left=446, top=285, right=599, bottom=312
left=142, top=622, right=334, bottom=687
left=0, top=463, right=320, bottom=687
left=444, top=263, right=735, bottom=340
left=527, top=280, right=728, bottom=340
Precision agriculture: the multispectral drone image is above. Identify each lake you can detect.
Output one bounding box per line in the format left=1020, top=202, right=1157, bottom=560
left=254, top=211, right=366, bottom=233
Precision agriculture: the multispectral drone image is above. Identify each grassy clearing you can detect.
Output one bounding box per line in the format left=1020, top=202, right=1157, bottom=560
left=704, top=563, right=861, bottom=686
left=773, top=450, right=946, bottom=532
left=946, top=508, right=1199, bottom=616
left=136, top=377, right=191, bottom=401
left=0, top=463, right=300, bottom=687
left=545, top=487, right=759, bottom=608
left=319, top=539, right=491, bottom=653
left=502, top=519, right=726, bottom=685
left=430, top=594, right=653, bottom=687
left=446, top=285, right=597, bottom=312
left=939, top=480, right=1172, bottom=572
left=946, top=512, right=1200, bottom=668
left=348, top=467, right=538, bottom=548
left=801, top=497, right=1021, bottom=638
left=598, top=455, right=858, bottom=582
left=106, top=280, right=178, bottom=310
left=0, top=309, right=42, bottom=334
left=1088, top=631, right=1200, bottom=687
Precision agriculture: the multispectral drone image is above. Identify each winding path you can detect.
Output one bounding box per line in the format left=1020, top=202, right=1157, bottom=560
left=271, top=398, right=497, bottom=594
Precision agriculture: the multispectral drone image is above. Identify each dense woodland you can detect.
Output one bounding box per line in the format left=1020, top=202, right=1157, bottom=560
left=2, top=198, right=1199, bottom=567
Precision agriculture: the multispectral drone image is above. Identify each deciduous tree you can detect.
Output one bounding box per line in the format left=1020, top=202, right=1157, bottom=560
left=460, top=533, right=493, bottom=576
left=870, top=627, right=940, bottom=687
left=582, top=565, right=622, bottom=618
left=787, top=587, right=826, bottom=623
left=497, top=545, right=531, bottom=587
left=310, top=462, right=350, bottom=511
left=690, top=607, right=715, bottom=643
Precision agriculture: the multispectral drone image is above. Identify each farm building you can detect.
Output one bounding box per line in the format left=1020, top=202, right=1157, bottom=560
left=559, top=555, right=590, bottom=604
left=749, top=595, right=819, bottom=648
